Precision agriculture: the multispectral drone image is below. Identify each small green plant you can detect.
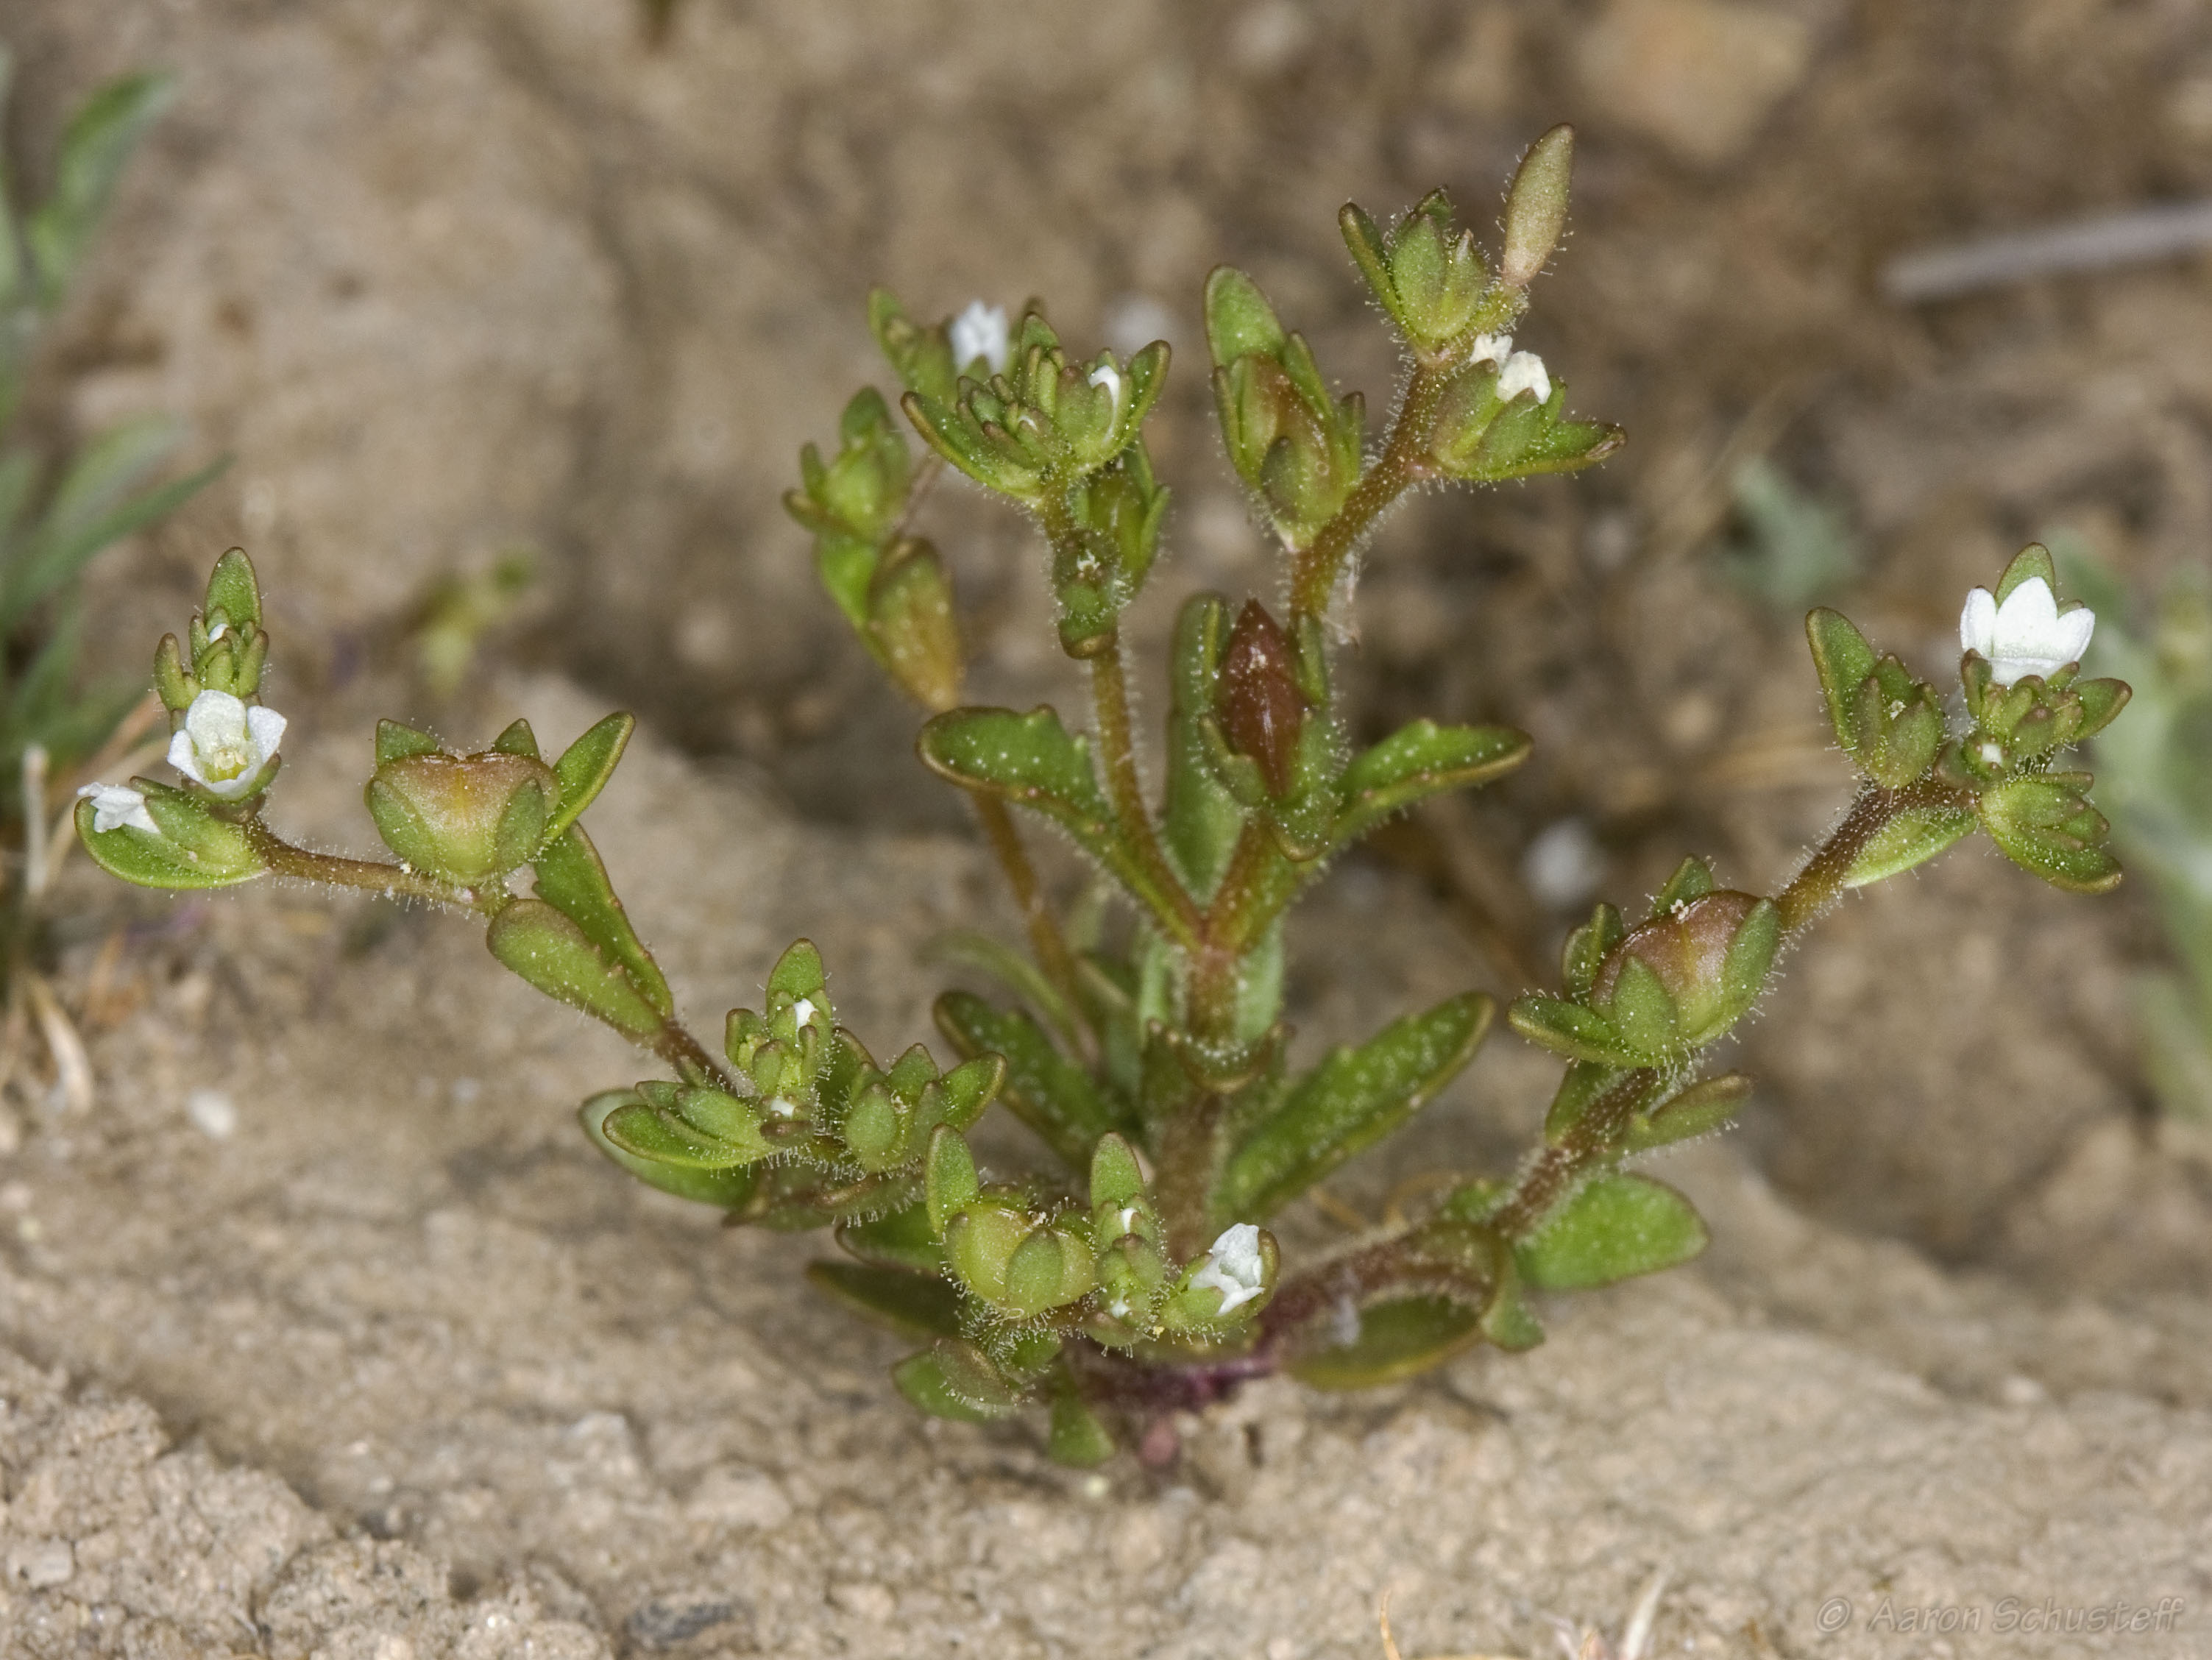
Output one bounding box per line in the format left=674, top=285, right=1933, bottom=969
left=2056, top=539, right=2212, bottom=1122
left=0, top=48, right=218, bottom=1090
left=75, top=130, right=2133, bottom=1462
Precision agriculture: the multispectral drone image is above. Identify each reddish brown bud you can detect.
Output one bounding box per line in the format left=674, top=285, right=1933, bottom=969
left=1219, top=600, right=1308, bottom=798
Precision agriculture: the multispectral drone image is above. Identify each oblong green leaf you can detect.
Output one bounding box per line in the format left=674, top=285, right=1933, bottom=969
left=528, top=824, right=673, bottom=1017
left=806, top=1261, right=965, bottom=1341
left=1214, top=993, right=1494, bottom=1223
left=1979, top=773, right=2122, bottom=894
left=1843, top=804, right=1977, bottom=888
left=545, top=712, right=634, bottom=844
left=600, top=1101, right=764, bottom=1169
left=1805, top=608, right=1877, bottom=756
left=834, top=1201, right=946, bottom=1272
left=1506, top=994, right=1640, bottom=1067
left=935, top=990, right=1132, bottom=1171
left=918, top=706, right=1109, bottom=835
left=892, top=1340, right=1024, bottom=1422
left=1334, top=720, right=1530, bottom=844
left=1514, top=1173, right=1708, bottom=1291
left=1288, top=1294, right=1485, bottom=1389
left=74, top=785, right=265, bottom=890
left=577, top=1090, right=758, bottom=1209
left=486, top=897, right=664, bottom=1041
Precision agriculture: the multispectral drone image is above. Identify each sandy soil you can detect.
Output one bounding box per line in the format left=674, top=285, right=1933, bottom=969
left=0, top=1, right=2208, bottom=1654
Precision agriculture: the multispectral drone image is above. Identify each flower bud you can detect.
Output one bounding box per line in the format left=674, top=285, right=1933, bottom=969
left=365, top=746, right=558, bottom=883
left=1218, top=600, right=1308, bottom=798
left=1500, top=125, right=1573, bottom=287
left=1592, top=890, right=1778, bottom=1050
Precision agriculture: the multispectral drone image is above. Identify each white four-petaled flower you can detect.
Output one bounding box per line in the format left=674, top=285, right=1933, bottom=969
left=950, top=301, right=1010, bottom=376
left=169, top=689, right=286, bottom=800
left=77, top=782, right=160, bottom=837
left=1188, top=1222, right=1266, bottom=1316
left=1496, top=350, right=1551, bottom=405
left=1958, top=576, right=2094, bottom=687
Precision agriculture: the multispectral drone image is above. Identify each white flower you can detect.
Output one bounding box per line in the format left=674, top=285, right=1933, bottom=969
left=949, top=300, right=1010, bottom=375
left=169, top=689, right=286, bottom=800
left=1496, top=350, right=1551, bottom=405
left=1958, top=576, right=2094, bottom=687
left=77, top=782, right=160, bottom=837
left=1188, top=1222, right=1266, bottom=1316
left=1087, top=360, right=1123, bottom=411
left=1468, top=331, right=1513, bottom=365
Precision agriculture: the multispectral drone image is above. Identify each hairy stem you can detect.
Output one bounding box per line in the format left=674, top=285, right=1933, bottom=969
left=1086, top=634, right=1203, bottom=946
left=1289, top=360, right=1451, bottom=621
left=968, top=791, right=1083, bottom=1015
left=243, top=820, right=500, bottom=911
left=1776, top=776, right=1973, bottom=933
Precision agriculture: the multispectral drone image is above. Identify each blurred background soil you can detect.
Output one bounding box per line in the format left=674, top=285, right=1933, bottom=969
left=1, top=0, right=2210, bottom=1653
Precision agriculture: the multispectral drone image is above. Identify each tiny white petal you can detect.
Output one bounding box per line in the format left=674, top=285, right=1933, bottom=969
left=1960, top=587, right=1998, bottom=659
left=949, top=300, right=1010, bottom=375
left=1468, top=332, right=1513, bottom=365
left=77, top=782, right=160, bottom=837
left=205, top=621, right=227, bottom=642
left=171, top=689, right=285, bottom=799
left=1088, top=361, right=1123, bottom=410
left=791, top=998, right=818, bottom=1027
left=1496, top=350, right=1550, bottom=405
left=1188, top=1221, right=1266, bottom=1316
left=2050, top=603, right=2096, bottom=666
left=1972, top=576, right=2095, bottom=687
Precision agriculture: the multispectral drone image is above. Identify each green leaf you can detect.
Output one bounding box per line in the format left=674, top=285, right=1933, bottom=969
left=1334, top=721, right=1530, bottom=844
left=1805, top=608, right=1877, bottom=755
left=923, top=1124, right=979, bottom=1235
left=202, top=545, right=263, bottom=636
left=73, top=783, right=266, bottom=890
left=491, top=718, right=541, bottom=759
left=919, top=705, right=1106, bottom=828
left=1979, top=772, right=2122, bottom=893
left=1288, top=1295, right=1485, bottom=1389
left=600, top=1098, right=768, bottom=1169
left=1652, top=856, right=1715, bottom=913
left=1560, top=903, right=1626, bottom=1002
left=1203, top=267, right=1288, bottom=366
left=806, top=1262, right=965, bottom=1341
left=1514, top=1173, right=1708, bottom=1291
left=24, top=71, right=175, bottom=307
left=1214, top=993, right=1493, bottom=1222
left=1605, top=954, right=1680, bottom=1057
left=1507, top=994, right=1640, bottom=1067
left=1162, top=594, right=1247, bottom=898
left=935, top=990, right=1130, bottom=1171
left=577, top=1090, right=758, bottom=1209
left=893, top=1340, right=1024, bottom=1422
left=3, top=449, right=225, bottom=631
left=921, top=708, right=1185, bottom=921
left=1623, top=1073, right=1750, bottom=1152
left=375, top=719, right=442, bottom=766
left=545, top=712, right=634, bottom=843
left=528, top=824, right=674, bottom=1017
left=834, top=1201, right=946, bottom=1272
left=1089, top=1132, right=1145, bottom=1212
left=1995, top=542, right=2057, bottom=605
left=486, top=897, right=665, bottom=1043
left=1843, top=804, right=1977, bottom=887
left=1046, top=1378, right=1118, bottom=1467
left=928, top=928, right=1080, bottom=1048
